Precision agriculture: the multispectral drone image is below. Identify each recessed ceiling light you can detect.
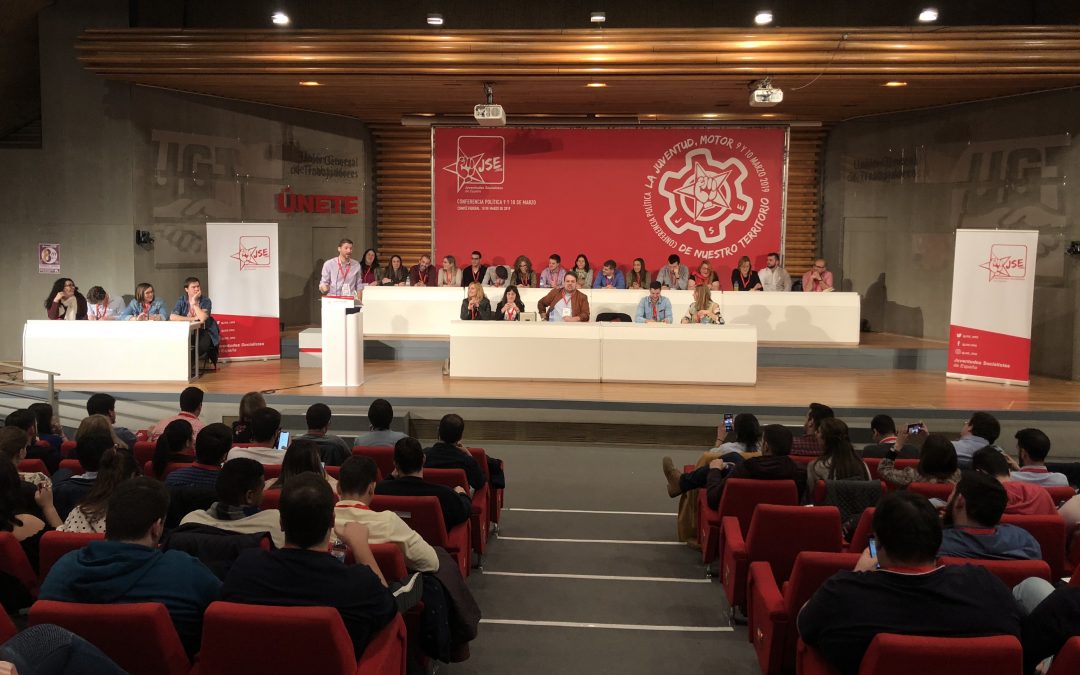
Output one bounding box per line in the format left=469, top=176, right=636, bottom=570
left=883, top=81, right=908, bottom=87
left=754, top=10, right=773, bottom=26
left=702, top=113, right=720, bottom=118
left=590, top=12, right=606, bottom=24
left=760, top=113, right=776, bottom=118
left=427, top=13, right=444, bottom=26
left=585, top=82, right=607, bottom=88
left=299, top=81, right=321, bottom=86
left=918, top=8, right=938, bottom=22
left=271, top=11, right=289, bottom=26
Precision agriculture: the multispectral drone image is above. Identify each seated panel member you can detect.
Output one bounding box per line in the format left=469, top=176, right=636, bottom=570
left=538, top=253, right=566, bottom=288
left=460, top=250, right=487, bottom=287
left=656, top=254, right=689, bottom=290
left=627, top=257, right=650, bottom=289
left=634, top=282, right=673, bottom=323
left=45, top=277, right=88, bottom=320
left=681, top=286, right=723, bottom=325
left=496, top=285, right=525, bottom=321
left=460, top=282, right=492, bottom=320
left=437, top=255, right=462, bottom=287
left=482, top=264, right=511, bottom=287
left=758, top=251, right=792, bottom=292
left=120, top=282, right=168, bottom=321
left=408, top=254, right=435, bottom=287
left=358, top=248, right=379, bottom=287
left=688, top=261, right=720, bottom=291
left=802, top=258, right=834, bottom=292
left=85, top=286, right=122, bottom=320
left=170, top=276, right=219, bottom=359
left=380, top=254, right=409, bottom=286
left=538, top=273, right=590, bottom=322
left=730, top=255, right=763, bottom=291
left=511, top=255, right=538, bottom=288
left=571, top=254, right=593, bottom=288
left=592, top=259, right=626, bottom=289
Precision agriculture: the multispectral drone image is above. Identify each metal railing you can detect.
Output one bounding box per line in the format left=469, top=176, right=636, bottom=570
left=0, top=361, right=60, bottom=416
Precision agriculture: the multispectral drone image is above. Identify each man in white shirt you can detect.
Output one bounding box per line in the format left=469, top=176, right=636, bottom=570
left=335, top=456, right=439, bottom=572
left=1009, top=428, right=1069, bottom=487
left=318, top=238, right=362, bottom=296
left=226, top=408, right=285, bottom=465
left=181, top=457, right=285, bottom=548
left=758, top=252, right=792, bottom=292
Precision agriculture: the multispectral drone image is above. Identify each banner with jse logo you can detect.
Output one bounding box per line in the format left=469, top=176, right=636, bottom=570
left=207, top=222, right=281, bottom=360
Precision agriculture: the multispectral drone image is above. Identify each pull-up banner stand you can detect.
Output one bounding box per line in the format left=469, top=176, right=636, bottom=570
left=946, top=228, right=1038, bottom=386
left=206, top=222, right=281, bottom=361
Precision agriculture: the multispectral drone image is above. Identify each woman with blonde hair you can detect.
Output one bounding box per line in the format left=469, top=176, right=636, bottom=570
left=731, top=255, right=763, bottom=291
left=438, top=255, right=462, bottom=287
left=232, top=391, right=267, bottom=444
left=120, top=282, right=168, bottom=320
left=681, top=286, right=724, bottom=325
left=511, top=255, right=537, bottom=288
left=459, top=282, right=492, bottom=320
left=76, top=414, right=128, bottom=451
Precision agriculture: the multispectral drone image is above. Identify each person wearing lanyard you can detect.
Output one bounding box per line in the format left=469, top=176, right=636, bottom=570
left=318, top=238, right=362, bottom=297
left=409, top=254, right=435, bottom=287
left=496, top=285, right=525, bottom=321
left=591, top=259, right=626, bottom=289
left=634, top=281, right=673, bottom=323
left=120, top=283, right=168, bottom=320
left=358, top=248, right=380, bottom=287
left=85, top=286, right=121, bottom=320
left=731, top=256, right=763, bottom=291
left=459, top=282, right=492, bottom=320
left=537, top=273, right=590, bottom=322
left=170, top=276, right=220, bottom=359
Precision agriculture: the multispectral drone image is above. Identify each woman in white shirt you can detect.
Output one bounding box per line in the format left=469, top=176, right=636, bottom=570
left=437, top=255, right=463, bottom=287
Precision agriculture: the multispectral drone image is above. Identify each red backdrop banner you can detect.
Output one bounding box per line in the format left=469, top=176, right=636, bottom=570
left=432, top=126, right=787, bottom=284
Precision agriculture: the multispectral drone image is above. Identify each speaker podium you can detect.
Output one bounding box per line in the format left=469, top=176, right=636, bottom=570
left=321, top=296, right=364, bottom=386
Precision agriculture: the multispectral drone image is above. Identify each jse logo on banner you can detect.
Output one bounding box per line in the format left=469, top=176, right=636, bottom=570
left=207, top=223, right=280, bottom=361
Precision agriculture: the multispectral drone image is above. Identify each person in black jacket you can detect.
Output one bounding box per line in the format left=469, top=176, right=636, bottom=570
left=459, top=282, right=492, bottom=320
left=376, top=437, right=471, bottom=529
left=705, top=424, right=798, bottom=509
left=423, top=415, right=485, bottom=493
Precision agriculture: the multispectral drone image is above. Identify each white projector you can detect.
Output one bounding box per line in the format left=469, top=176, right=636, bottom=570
left=474, top=104, right=507, bottom=126
left=749, top=87, right=784, bottom=107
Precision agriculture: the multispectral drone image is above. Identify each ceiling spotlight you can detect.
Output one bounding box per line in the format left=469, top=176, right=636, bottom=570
left=299, top=81, right=321, bottom=86
left=427, top=13, right=444, bottom=26
left=702, top=113, right=720, bottom=119
left=271, top=11, right=289, bottom=26
left=585, top=82, right=607, bottom=88
left=754, top=10, right=773, bottom=26
left=590, top=12, right=606, bottom=24
left=918, top=8, right=938, bottom=22
left=883, top=81, right=908, bottom=87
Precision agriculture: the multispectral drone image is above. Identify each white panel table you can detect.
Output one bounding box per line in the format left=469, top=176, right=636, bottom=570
left=360, top=286, right=463, bottom=337
left=22, top=320, right=198, bottom=382
left=718, top=291, right=861, bottom=345
left=449, top=320, right=602, bottom=381
left=600, top=323, right=758, bottom=385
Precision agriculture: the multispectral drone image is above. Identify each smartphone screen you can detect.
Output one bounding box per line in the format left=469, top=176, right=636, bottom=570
left=868, top=536, right=878, bottom=558
left=276, top=431, right=290, bottom=450
left=907, top=423, right=923, bottom=435
left=723, top=413, right=734, bottom=433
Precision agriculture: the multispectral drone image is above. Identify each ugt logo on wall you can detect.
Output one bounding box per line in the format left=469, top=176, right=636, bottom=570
left=442, top=136, right=505, bottom=191
left=230, top=236, right=271, bottom=270
left=643, top=134, right=774, bottom=260
left=980, top=244, right=1028, bottom=282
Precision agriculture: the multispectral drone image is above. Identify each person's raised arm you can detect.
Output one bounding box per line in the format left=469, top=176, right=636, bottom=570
left=336, top=521, right=388, bottom=587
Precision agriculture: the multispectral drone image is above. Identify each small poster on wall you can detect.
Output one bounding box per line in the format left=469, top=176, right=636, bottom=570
left=38, top=243, right=60, bottom=274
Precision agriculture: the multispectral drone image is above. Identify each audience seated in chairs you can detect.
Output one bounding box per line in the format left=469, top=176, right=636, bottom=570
left=226, top=407, right=283, bottom=465
left=805, top=419, right=871, bottom=495
left=52, top=433, right=114, bottom=521
left=1012, top=576, right=1080, bottom=674
left=165, top=423, right=232, bottom=490
left=939, top=471, right=1042, bottom=560
left=336, top=456, right=439, bottom=573
left=294, top=403, right=353, bottom=466
left=949, top=410, right=1002, bottom=469
left=424, top=415, right=486, bottom=493
left=878, top=432, right=961, bottom=489
left=57, top=448, right=138, bottom=534
left=662, top=413, right=764, bottom=497
left=798, top=491, right=1022, bottom=675
left=1, top=427, right=51, bottom=489
left=5, top=409, right=60, bottom=475
left=86, top=392, right=137, bottom=450
left=791, top=402, right=834, bottom=457
left=265, top=439, right=339, bottom=494
left=1008, top=428, right=1070, bottom=488
left=28, top=402, right=66, bottom=457
left=376, top=438, right=472, bottom=530
left=149, top=419, right=195, bottom=480
left=40, top=477, right=221, bottom=658
left=861, top=414, right=919, bottom=459
left=971, top=446, right=1058, bottom=516
left=220, top=473, right=404, bottom=660
left=180, top=458, right=284, bottom=548
left=230, top=391, right=266, bottom=445
left=74, top=414, right=128, bottom=452
left=354, top=398, right=407, bottom=448
left=148, top=386, right=205, bottom=442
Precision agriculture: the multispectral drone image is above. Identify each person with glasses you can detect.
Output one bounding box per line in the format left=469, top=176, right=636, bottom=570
left=802, top=258, right=834, bottom=292
left=45, top=278, right=87, bottom=320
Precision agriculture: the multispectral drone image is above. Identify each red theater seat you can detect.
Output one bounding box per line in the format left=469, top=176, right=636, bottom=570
left=352, top=446, right=396, bottom=480
left=29, top=600, right=191, bottom=675
left=468, top=447, right=502, bottom=530
left=143, top=460, right=193, bottom=479
left=907, top=482, right=956, bottom=501
left=847, top=507, right=875, bottom=553
left=1046, top=636, right=1080, bottom=675
left=938, top=556, right=1051, bottom=587
left=17, top=458, right=49, bottom=476
left=698, top=477, right=799, bottom=566
left=424, top=468, right=489, bottom=558
left=59, top=458, right=83, bottom=474
left=260, top=489, right=281, bottom=510
left=1000, top=513, right=1069, bottom=578
left=370, top=494, right=471, bottom=578
left=263, top=463, right=282, bottom=480
left=133, top=441, right=155, bottom=466
left=864, top=458, right=918, bottom=481
left=0, top=532, right=39, bottom=598
left=60, top=440, right=76, bottom=457
left=797, top=634, right=1023, bottom=675
left=38, top=531, right=105, bottom=584
left=1045, top=485, right=1076, bottom=506
left=198, top=602, right=406, bottom=675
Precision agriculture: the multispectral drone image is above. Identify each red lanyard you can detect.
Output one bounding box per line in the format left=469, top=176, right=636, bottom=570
left=93, top=304, right=106, bottom=319
left=740, top=271, right=751, bottom=288
left=507, top=306, right=517, bottom=319
left=886, top=565, right=938, bottom=574
left=563, top=293, right=572, bottom=306
left=143, top=303, right=151, bottom=315
left=335, top=502, right=370, bottom=511
left=187, top=299, right=197, bottom=318
left=652, top=301, right=658, bottom=320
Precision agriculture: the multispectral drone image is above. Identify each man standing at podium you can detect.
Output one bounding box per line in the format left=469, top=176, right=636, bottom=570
left=318, top=238, right=362, bottom=296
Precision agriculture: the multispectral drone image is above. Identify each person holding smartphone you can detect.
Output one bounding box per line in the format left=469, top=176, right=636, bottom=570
left=878, top=430, right=961, bottom=489
left=861, top=414, right=920, bottom=459
left=226, top=408, right=286, bottom=465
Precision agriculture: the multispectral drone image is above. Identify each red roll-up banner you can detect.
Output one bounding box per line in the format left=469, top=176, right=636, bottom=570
left=432, top=127, right=787, bottom=284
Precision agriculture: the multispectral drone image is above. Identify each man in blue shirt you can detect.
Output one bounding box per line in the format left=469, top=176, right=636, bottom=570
left=950, top=411, right=1000, bottom=468
left=938, top=471, right=1041, bottom=560
left=166, top=422, right=231, bottom=490
left=634, top=281, right=673, bottom=323
left=592, top=259, right=626, bottom=289
left=170, top=276, right=220, bottom=361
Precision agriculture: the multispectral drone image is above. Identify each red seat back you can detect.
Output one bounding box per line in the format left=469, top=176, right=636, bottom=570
left=938, top=556, right=1052, bottom=587
left=17, top=459, right=49, bottom=476
left=848, top=508, right=876, bottom=553
left=1046, top=636, right=1080, bottom=675
left=325, top=465, right=341, bottom=479
left=38, top=531, right=105, bottom=583
left=745, top=505, right=844, bottom=584
left=424, top=468, right=469, bottom=492
left=790, top=455, right=815, bottom=466
left=60, top=440, right=76, bottom=458
left=1045, top=486, right=1076, bottom=507
left=717, top=478, right=799, bottom=536
left=908, top=482, right=956, bottom=501
left=369, top=542, right=408, bottom=582
left=783, top=551, right=861, bottom=617
left=0, top=610, right=15, bottom=643
left=142, top=460, right=193, bottom=479
left=370, top=495, right=449, bottom=548
left=28, top=600, right=190, bottom=675
left=1000, top=514, right=1067, bottom=578
left=263, top=463, right=282, bottom=480
left=59, top=458, right=83, bottom=474
left=260, top=489, right=281, bottom=510
left=0, top=532, right=39, bottom=597
left=132, top=441, right=155, bottom=466
left=857, top=633, right=1022, bottom=675
left=353, top=446, right=397, bottom=479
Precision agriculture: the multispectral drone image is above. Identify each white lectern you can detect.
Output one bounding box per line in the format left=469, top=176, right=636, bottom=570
left=321, top=296, right=364, bottom=386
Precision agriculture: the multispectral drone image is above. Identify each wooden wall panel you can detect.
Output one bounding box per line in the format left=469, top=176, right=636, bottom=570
left=373, top=124, right=827, bottom=277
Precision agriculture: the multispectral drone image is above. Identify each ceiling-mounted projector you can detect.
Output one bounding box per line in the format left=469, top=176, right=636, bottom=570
left=474, top=103, right=506, bottom=126
left=749, top=78, right=783, bottom=107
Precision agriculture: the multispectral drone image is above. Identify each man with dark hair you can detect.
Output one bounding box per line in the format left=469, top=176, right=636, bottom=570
left=424, top=414, right=485, bottom=492
left=862, top=414, right=918, bottom=459
left=791, top=402, right=834, bottom=456
left=5, top=408, right=59, bottom=473
left=951, top=411, right=1001, bottom=468
left=149, top=386, right=205, bottom=442
left=354, top=399, right=407, bottom=448
left=758, top=252, right=791, bottom=292
left=409, top=254, right=434, bottom=287
left=52, top=432, right=114, bottom=519
left=180, top=458, right=284, bottom=547
left=592, top=259, right=626, bottom=289
left=169, top=276, right=219, bottom=360
left=41, top=477, right=221, bottom=657
left=657, top=253, right=689, bottom=290
left=704, top=424, right=797, bottom=509
left=86, top=393, right=137, bottom=449
left=971, top=447, right=1056, bottom=516
left=166, top=423, right=233, bottom=490
left=319, top=238, right=361, bottom=296
left=1008, top=428, right=1068, bottom=487
left=461, top=250, right=487, bottom=287
left=376, top=437, right=472, bottom=529
left=798, top=491, right=1022, bottom=675
left=221, top=474, right=398, bottom=658
left=296, top=403, right=352, bottom=466
left=482, top=264, right=510, bottom=287
left=938, top=471, right=1041, bottom=560
left=226, top=407, right=283, bottom=464
left=539, top=253, right=566, bottom=288
left=634, top=281, right=673, bottom=323
left=336, top=456, right=438, bottom=572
